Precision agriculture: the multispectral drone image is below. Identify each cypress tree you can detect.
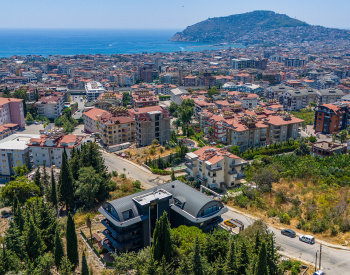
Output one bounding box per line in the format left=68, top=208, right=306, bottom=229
left=254, top=231, right=261, bottom=255
left=42, top=160, right=50, bottom=192
left=14, top=203, right=24, bottom=232
left=192, top=237, right=203, bottom=275
left=177, top=258, right=190, bottom=275
left=255, top=242, right=268, bottom=275
left=34, top=166, right=43, bottom=195
left=152, top=212, right=173, bottom=262
left=237, top=241, right=249, bottom=275
left=51, top=167, right=58, bottom=211
left=267, top=236, right=278, bottom=275
left=226, top=240, right=237, bottom=275
left=24, top=215, right=46, bottom=262
left=215, top=255, right=226, bottom=275
left=81, top=251, right=89, bottom=275
left=37, top=199, right=56, bottom=251
left=54, top=229, right=64, bottom=268
left=58, top=148, right=74, bottom=211
left=171, top=169, right=176, bottom=181
left=66, top=213, right=79, bottom=269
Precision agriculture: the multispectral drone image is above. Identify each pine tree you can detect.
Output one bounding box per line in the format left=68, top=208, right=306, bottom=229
left=54, top=229, right=64, bottom=268
left=24, top=215, right=46, bottom=262
left=171, top=169, right=176, bottom=181
left=51, top=168, right=58, bottom=211
left=255, top=242, right=268, bottom=275
left=254, top=231, right=261, bottom=255
left=34, top=166, right=43, bottom=195
left=42, top=160, right=50, bottom=192
left=37, top=199, right=57, bottom=251
left=177, top=258, right=191, bottom=275
left=215, top=255, right=226, bottom=275
left=81, top=251, right=89, bottom=275
left=66, top=213, right=79, bottom=269
left=226, top=240, right=237, bottom=275
left=58, top=148, right=74, bottom=211
left=13, top=202, right=24, bottom=232
left=152, top=212, right=173, bottom=262
left=192, top=237, right=203, bottom=275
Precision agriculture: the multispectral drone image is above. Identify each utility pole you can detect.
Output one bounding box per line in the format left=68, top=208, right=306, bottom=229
left=319, top=244, right=322, bottom=270
left=315, top=251, right=318, bottom=272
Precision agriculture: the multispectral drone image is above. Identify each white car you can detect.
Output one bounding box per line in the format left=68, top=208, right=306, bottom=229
left=299, top=235, right=315, bottom=244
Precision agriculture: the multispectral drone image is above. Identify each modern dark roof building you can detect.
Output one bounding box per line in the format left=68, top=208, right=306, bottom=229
left=99, top=180, right=228, bottom=254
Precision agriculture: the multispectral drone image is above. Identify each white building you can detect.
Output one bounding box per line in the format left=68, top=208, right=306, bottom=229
left=170, top=88, right=187, bottom=105
left=28, top=132, right=82, bottom=168
left=0, top=134, right=40, bottom=181
left=85, top=81, right=105, bottom=102
left=35, top=95, right=65, bottom=119
left=83, top=108, right=108, bottom=134
left=185, top=146, right=247, bottom=189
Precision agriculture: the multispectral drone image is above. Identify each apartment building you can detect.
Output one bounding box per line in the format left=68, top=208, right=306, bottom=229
left=96, top=109, right=135, bottom=146
left=231, top=58, right=256, bottom=70
left=239, top=94, right=260, bottom=109
left=85, top=81, right=105, bottom=102
left=83, top=108, right=108, bottom=133
left=265, top=113, right=303, bottom=143
left=132, top=90, right=159, bottom=108
left=154, top=84, right=177, bottom=95
left=311, top=141, right=347, bottom=157
left=279, top=89, right=317, bottom=112
left=317, top=89, right=344, bottom=105
left=0, top=134, right=39, bottom=181
left=185, top=146, right=247, bottom=189
left=28, top=131, right=82, bottom=168
left=35, top=95, right=65, bottom=119
left=170, top=88, right=187, bottom=105
left=132, top=106, right=170, bottom=147
left=184, top=75, right=197, bottom=87
left=99, top=180, right=227, bottom=253
left=314, top=103, right=349, bottom=134
left=0, top=97, right=25, bottom=128
left=284, top=58, right=307, bottom=67
left=266, top=86, right=288, bottom=100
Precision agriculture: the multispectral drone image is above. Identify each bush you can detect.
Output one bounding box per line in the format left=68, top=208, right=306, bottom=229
left=133, top=180, right=141, bottom=189
left=120, top=173, right=126, bottom=179
left=267, top=208, right=278, bottom=218
left=151, top=168, right=171, bottom=175
left=331, top=225, right=338, bottom=236
left=112, top=171, right=118, bottom=177
left=279, top=213, right=291, bottom=224
left=152, top=139, right=160, bottom=146
left=234, top=194, right=250, bottom=209
left=165, top=144, right=170, bottom=150
left=149, top=148, right=156, bottom=155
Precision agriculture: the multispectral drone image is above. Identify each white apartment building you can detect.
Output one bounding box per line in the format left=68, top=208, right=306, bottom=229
left=85, top=81, right=105, bottom=102
left=239, top=94, right=259, bottom=109
left=170, top=88, right=187, bottom=105
left=0, top=134, right=39, bottom=181
left=28, top=132, right=82, bottom=168
left=279, top=89, right=318, bottom=112
left=83, top=108, right=108, bottom=133
left=185, top=146, right=247, bottom=189
left=35, top=95, right=65, bottom=119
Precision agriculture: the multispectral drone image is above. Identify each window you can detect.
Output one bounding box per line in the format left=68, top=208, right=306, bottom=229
left=122, top=209, right=134, bottom=221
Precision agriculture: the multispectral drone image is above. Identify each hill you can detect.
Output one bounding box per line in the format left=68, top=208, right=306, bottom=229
left=170, top=10, right=350, bottom=45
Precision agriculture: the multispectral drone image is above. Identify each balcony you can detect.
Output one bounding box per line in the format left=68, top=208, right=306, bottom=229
left=230, top=161, right=247, bottom=168
left=197, top=176, right=207, bottom=183
left=235, top=173, right=246, bottom=179
left=206, top=165, right=222, bottom=172
left=185, top=162, right=195, bottom=169
left=228, top=169, right=237, bottom=175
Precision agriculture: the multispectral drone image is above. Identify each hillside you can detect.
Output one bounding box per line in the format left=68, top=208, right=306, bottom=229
left=170, top=10, right=350, bottom=44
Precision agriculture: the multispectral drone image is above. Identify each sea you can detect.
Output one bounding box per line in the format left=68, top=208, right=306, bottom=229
left=0, top=29, right=244, bottom=58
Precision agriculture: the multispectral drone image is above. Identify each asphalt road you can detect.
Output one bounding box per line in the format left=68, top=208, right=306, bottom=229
left=101, top=150, right=350, bottom=273
left=72, top=95, right=85, bottom=119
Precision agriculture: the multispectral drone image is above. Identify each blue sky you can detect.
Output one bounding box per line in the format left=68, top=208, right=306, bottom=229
left=1, top=0, right=349, bottom=29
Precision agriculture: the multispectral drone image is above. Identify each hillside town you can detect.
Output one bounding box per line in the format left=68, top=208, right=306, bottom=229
left=2, top=36, right=350, bottom=274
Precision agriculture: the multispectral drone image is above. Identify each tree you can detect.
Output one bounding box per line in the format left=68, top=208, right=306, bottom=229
left=254, top=168, right=277, bottom=192
left=308, top=136, right=317, bottom=143
left=192, top=237, right=203, bottom=275
left=237, top=241, right=249, bottom=275
left=169, top=102, right=178, bottom=115
left=231, top=145, right=240, bottom=155
left=59, top=256, right=74, bottom=275
left=208, top=86, right=219, bottom=98
left=26, top=112, right=34, bottom=122
left=178, top=99, right=194, bottom=125
left=58, top=148, right=74, bottom=211
left=34, top=166, right=43, bottom=195
left=54, top=229, right=64, bottom=268
left=13, top=162, right=29, bottom=177
left=294, top=142, right=310, bottom=156
left=36, top=199, right=57, bottom=251
left=266, top=236, right=278, bottom=275
left=81, top=252, right=89, bottom=275
left=152, top=139, right=160, bottom=146
left=66, top=213, right=79, bottom=269
left=152, top=212, right=173, bottom=263
left=1, top=176, right=40, bottom=205
left=42, top=161, right=50, bottom=193
left=340, top=130, right=348, bottom=143
left=51, top=168, right=58, bottom=211
left=255, top=242, right=268, bottom=275
left=24, top=215, right=46, bottom=262
left=208, top=127, right=214, bottom=137
left=86, top=214, right=93, bottom=242
left=225, top=240, right=237, bottom=275
left=171, top=169, right=176, bottom=181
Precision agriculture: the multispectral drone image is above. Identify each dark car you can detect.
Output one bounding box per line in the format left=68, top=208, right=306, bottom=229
left=281, top=229, right=296, bottom=238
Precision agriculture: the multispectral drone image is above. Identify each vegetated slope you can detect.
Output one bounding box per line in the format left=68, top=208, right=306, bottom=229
left=170, top=10, right=350, bottom=44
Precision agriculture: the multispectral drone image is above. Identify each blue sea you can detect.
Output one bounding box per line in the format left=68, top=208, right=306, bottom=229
left=0, top=29, right=244, bottom=57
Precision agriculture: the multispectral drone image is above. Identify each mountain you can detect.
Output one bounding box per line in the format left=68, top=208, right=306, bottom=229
left=170, top=10, right=350, bottom=44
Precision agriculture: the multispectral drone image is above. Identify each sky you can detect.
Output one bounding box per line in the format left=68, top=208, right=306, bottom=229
left=1, top=0, right=349, bottom=30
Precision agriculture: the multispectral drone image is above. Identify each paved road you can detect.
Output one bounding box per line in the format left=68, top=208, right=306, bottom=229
left=101, top=150, right=350, bottom=273
left=222, top=209, right=350, bottom=274
left=72, top=95, right=85, bottom=119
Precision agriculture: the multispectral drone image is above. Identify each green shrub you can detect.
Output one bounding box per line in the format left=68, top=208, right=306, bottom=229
left=133, top=180, right=141, bottom=189
left=234, top=194, right=249, bottom=209
left=267, top=208, right=278, bottom=218
left=112, top=171, right=118, bottom=177
left=279, top=213, right=291, bottom=224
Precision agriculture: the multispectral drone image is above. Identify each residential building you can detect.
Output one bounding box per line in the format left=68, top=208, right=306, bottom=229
left=0, top=97, right=25, bottom=128
left=131, top=106, right=170, bottom=147
left=265, top=113, right=303, bottom=143
left=83, top=108, right=108, bottom=134
left=185, top=146, right=247, bottom=189
left=317, top=89, right=344, bottom=105
left=35, top=95, right=65, bottom=119
left=284, top=58, right=307, bottom=67
left=132, top=90, right=159, bottom=108
left=279, top=89, right=317, bottom=112
left=184, top=75, right=197, bottom=87
left=314, top=103, right=349, bottom=134
left=0, top=134, right=39, bottom=181
left=28, top=131, right=82, bottom=168
left=170, top=88, right=187, bottom=105
left=239, top=94, right=260, bottom=109
left=311, top=141, right=347, bottom=157
left=96, top=109, right=135, bottom=146
left=85, top=81, right=105, bottom=102
left=99, top=180, right=228, bottom=253
left=231, top=58, right=256, bottom=70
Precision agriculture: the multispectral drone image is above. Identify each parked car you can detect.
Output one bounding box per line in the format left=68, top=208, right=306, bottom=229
left=281, top=229, right=296, bottom=238
left=299, top=235, right=315, bottom=244
left=1, top=213, right=10, bottom=218
left=313, top=270, right=325, bottom=275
